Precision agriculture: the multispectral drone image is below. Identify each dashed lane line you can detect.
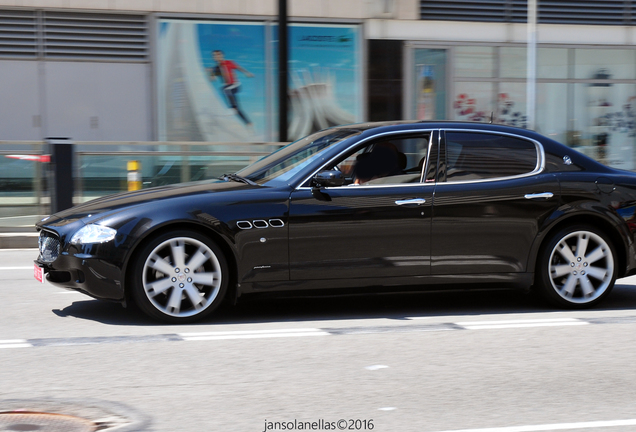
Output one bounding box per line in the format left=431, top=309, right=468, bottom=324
left=0, top=339, right=32, bottom=349
left=328, top=323, right=460, bottom=335
left=0, top=316, right=633, bottom=350
left=456, top=317, right=589, bottom=330
left=429, top=418, right=636, bottom=432
left=180, top=328, right=330, bottom=341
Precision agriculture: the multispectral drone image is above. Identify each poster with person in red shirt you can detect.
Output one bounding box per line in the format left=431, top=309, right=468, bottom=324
left=210, top=50, right=254, bottom=128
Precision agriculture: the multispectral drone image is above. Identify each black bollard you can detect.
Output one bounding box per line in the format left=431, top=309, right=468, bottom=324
left=46, top=138, right=74, bottom=214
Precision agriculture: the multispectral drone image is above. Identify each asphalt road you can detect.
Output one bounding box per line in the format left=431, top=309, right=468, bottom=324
left=2, top=249, right=636, bottom=432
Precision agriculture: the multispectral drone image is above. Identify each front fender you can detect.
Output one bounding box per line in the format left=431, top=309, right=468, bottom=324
left=112, top=190, right=292, bottom=294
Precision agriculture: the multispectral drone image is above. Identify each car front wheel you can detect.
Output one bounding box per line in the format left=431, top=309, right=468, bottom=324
left=537, top=225, right=617, bottom=308
left=130, top=230, right=228, bottom=323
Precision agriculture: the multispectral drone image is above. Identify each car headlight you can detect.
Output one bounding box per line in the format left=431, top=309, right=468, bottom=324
left=70, top=224, right=117, bottom=245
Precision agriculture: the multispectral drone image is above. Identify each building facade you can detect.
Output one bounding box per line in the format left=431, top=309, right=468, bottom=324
left=1, top=0, right=635, bottom=168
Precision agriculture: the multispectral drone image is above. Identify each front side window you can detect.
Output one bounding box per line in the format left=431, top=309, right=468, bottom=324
left=315, top=134, right=431, bottom=186
left=445, top=132, right=538, bottom=182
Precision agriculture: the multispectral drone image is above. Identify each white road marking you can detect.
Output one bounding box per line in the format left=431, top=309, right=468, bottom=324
left=457, top=318, right=589, bottom=330
left=0, top=266, right=33, bottom=270
left=0, top=339, right=32, bottom=349
left=1, top=315, right=627, bottom=350
left=430, top=418, right=636, bottom=432
left=180, top=328, right=329, bottom=341
left=378, top=407, right=397, bottom=411
left=461, top=322, right=588, bottom=330
left=365, top=365, right=389, bottom=371
left=458, top=318, right=581, bottom=325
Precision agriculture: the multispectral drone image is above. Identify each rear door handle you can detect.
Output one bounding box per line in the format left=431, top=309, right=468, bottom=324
left=395, top=198, right=427, bottom=206
left=524, top=192, right=554, bottom=200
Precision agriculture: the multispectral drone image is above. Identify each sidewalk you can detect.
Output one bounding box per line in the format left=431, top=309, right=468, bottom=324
left=0, top=215, right=41, bottom=249
left=0, top=227, right=38, bottom=248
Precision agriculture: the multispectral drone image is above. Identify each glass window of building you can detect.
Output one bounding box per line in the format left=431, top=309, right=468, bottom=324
left=453, top=82, right=495, bottom=123
left=413, top=49, right=447, bottom=120
left=574, top=49, right=636, bottom=80
left=500, top=47, right=526, bottom=79
left=455, top=46, right=495, bottom=78
left=410, top=43, right=636, bottom=171
left=536, top=83, right=568, bottom=144
left=538, top=48, right=569, bottom=79
left=498, top=82, right=527, bottom=128
left=572, top=83, right=636, bottom=170
left=500, top=47, right=569, bottom=79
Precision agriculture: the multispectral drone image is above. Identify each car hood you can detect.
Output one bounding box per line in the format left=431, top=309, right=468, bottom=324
left=38, top=180, right=259, bottom=228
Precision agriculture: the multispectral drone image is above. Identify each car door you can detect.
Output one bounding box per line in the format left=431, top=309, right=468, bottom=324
left=288, top=131, right=437, bottom=280
left=431, top=129, right=560, bottom=275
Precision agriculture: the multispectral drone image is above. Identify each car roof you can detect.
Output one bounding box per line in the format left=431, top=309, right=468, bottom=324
left=331, top=120, right=541, bottom=138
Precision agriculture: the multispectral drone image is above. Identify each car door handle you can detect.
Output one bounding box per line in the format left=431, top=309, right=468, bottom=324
left=524, top=192, right=554, bottom=200
left=395, top=198, right=427, bottom=206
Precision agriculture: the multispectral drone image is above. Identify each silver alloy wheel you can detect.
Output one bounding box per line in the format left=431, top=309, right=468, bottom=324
left=142, top=237, right=222, bottom=318
left=548, top=230, right=614, bottom=304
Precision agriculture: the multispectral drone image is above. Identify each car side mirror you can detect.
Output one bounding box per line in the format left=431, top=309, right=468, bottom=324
left=312, top=170, right=345, bottom=188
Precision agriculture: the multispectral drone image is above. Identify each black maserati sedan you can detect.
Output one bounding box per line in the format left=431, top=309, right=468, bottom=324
left=35, top=121, right=636, bottom=322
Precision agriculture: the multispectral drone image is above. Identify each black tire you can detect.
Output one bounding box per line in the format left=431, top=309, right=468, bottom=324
left=129, top=230, right=229, bottom=323
left=536, top=224, right=617, bottom=308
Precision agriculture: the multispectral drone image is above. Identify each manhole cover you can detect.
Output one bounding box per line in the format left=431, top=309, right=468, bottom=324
left=0, top=412, right=96, bottom=432
left=0, top=399, right=150, bottom=432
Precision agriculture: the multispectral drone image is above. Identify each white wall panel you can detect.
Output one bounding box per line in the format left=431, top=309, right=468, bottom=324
left=367, top=19, right=634, bottom=46
left=0, top=60, right=41, bottom=140
left=44, top=62, right=151, bottom=141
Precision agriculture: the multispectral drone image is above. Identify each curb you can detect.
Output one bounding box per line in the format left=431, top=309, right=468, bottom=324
left=0, top=233, right=38, bottom=249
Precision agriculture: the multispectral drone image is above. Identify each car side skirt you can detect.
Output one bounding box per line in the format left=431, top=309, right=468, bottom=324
left=238, top=272, right=534, bottom=295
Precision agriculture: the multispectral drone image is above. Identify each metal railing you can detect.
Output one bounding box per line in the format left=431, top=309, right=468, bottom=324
left=0, top=140, right=285, bottom=228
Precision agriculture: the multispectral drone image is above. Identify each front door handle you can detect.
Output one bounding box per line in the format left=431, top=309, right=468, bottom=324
left=395, top=198, right=427, bottom=206
left=524, top=192, right=554, bottom=200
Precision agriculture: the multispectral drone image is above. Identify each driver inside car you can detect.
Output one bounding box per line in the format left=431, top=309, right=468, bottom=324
left=353, top=143, right=402, bottom=184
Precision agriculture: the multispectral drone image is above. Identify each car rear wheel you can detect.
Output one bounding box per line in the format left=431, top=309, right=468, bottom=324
left=537, top=225, right=616, bottom=308
left=130, top=230, right=228, bottom=323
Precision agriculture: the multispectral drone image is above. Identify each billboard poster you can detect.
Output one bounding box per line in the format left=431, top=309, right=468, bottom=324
left=281, top=23, right=362, bottom=141
left=157, top=20, right=267, bottom=142
left=157, top=20, right=362, bottom=143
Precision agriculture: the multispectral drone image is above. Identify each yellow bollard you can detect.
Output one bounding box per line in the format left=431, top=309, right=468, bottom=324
left=127, top=160, right=142, bottom=191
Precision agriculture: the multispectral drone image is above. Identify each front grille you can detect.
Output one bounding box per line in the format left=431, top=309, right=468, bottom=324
left=38, top=230, right=60, bottom=263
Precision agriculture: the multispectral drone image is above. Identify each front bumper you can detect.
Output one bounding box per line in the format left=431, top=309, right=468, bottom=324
left=36, top=230, right=125, bottom=301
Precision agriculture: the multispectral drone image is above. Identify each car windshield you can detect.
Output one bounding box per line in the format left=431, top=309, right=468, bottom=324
left=236, top=128, right=361, bottom=185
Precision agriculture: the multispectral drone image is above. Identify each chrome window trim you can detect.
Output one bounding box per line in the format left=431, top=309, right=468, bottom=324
left=419, top=131, right=435, bottom=183
left=295, top=129, right=436, bottom=191
left=438, top=129, right=545, bottom=186
left=308, top=182, right=433, bottom=191
left=294, top=128, right=544, bottom=190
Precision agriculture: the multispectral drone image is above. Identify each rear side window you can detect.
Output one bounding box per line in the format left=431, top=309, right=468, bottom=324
left=445, top=132, right=538, bottom=182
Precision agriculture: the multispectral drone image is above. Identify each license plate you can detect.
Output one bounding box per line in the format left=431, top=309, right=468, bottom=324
left=34, top=263, right=45, bottom=284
